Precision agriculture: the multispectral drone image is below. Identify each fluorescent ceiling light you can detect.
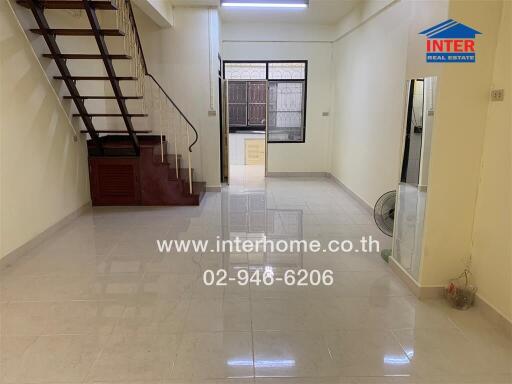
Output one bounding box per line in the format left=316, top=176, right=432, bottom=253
left=222, top=3, right=307, bottom=7
left=221, top=0, right=308, bottom=8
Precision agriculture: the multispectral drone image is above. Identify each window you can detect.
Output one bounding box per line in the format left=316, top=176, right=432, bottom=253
left=224, top=61, right=307, bottom=143
left=228, top=81, right=247, bottom=126
left=268, top=82, right=305, bottom=142
left=225, top=63, right=266, bottom=80
left=268, top=62, right=306, bottom=80
left=248, top=82, right=267, bottom=126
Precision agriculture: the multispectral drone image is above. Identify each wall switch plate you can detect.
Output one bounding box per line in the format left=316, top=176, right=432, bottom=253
left=208, top=110, right=217, bottom=116
left=491, top=89, right=505, bottom=102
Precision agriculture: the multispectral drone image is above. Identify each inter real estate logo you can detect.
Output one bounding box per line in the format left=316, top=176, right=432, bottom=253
left=419, top=19, right=482, bottom=63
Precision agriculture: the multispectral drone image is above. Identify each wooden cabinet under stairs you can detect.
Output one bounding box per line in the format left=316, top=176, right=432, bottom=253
left=88, top=136, right=205, bottom=206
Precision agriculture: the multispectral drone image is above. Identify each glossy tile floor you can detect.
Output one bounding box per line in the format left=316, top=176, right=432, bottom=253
left=1, top=170, right=511, bottom=384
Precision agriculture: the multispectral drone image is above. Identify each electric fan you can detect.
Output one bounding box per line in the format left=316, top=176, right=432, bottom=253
left=374, top=191, right=396, bottom=237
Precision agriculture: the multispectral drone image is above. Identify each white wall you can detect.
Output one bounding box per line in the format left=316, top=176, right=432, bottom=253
left=0, top=0, right=90, bottom=259
left=329, top=0, right=447, bottom=207
left=222, top=23, right=332, bottom=174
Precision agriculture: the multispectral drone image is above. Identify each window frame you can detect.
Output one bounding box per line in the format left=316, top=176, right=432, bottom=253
left=223, top=60, right=308, bottom=144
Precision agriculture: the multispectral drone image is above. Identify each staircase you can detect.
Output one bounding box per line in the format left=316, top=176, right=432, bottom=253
left=16, top=0, right=206, bottom=206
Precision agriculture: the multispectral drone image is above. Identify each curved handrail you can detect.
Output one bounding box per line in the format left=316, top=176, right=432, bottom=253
left=146, top=74, right=199, bottom=152
left=125, top=0, right=199, bottom=152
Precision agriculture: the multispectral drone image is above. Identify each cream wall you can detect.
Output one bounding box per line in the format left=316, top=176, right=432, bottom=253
left=0, top=0, right=90, bottom=259
left=329, top=0, right=447, bottom=207
left=222, top=23, right=332, bottom=174
left=419, top=0, right=504, bottom=290
left=462, top=1, right=511, bottom=321
left=330, top=0, right=510, bottom=320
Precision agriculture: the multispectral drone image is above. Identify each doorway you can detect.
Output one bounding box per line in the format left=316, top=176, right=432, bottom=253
left=227, top=79, right=267, bottom=186
left=220, top=61, right=308, bottom=186
left=221, top=62, right=269, bottom=187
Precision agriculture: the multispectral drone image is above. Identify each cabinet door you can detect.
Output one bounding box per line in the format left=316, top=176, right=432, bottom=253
left=89, top=159, right=141, bottom=205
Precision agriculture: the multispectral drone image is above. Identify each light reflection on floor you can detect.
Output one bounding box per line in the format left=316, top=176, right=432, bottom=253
left=0, top=169, right=510, bottom=383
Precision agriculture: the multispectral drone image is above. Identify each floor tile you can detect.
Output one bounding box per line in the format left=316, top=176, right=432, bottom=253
left=172, top=332, right=254, bottom=380
left=251, top=298, right=322, bottom=331
left=326, top=330, right=412, bottom=377
left=1, top=334, right=104, bottom=383
left=1, top=300, right=124, bottom=336
left=115, top=298, right=190, bottom=334
left=88, top=332, right=179, bottom=381
left=184, top=298, right=251, bottom=332
left=253, top=331, right=338, bottom=378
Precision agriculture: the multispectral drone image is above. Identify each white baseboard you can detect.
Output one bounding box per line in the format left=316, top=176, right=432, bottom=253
left=390, top=257, right=512, bottom=336
left=328, top=173, right=373, bottom=214
left=389, top=256, right=444, bottom=299
left=474, top=293, right=512, bottom=338
left=266, top=172, right=331, bottom=178
left=0, top=202, right=91, bottom=271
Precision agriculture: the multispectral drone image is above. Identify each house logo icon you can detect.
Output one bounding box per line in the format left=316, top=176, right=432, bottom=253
left=419, top=19, right=482, bottom=63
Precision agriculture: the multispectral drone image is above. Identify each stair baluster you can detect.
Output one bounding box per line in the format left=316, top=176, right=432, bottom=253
left=173, top=108, right=179, bottom=179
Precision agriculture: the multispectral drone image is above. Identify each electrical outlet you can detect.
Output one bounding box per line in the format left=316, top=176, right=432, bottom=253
left=491, top=89, right=505, bottom=102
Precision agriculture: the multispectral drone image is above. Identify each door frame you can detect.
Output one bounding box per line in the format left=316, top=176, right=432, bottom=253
left=221, top=78, right=268, bottom=180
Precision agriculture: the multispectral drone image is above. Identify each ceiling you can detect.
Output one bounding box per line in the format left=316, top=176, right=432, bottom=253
left=170, top=0, right=361, bottom=25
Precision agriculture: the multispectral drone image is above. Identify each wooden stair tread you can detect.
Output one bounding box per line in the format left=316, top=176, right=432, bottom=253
left=64, top=96, right=143, bottom=100
left=44, top=53, right=132, bottom=60
left=89, top=135, right=162, bottom=146
left=81, top=130, right=151, bottom=134
left=73, top=113, right=148, bottom=117
left=31, top=28, right=124, bottom=36
left=55, top=76, right=137, bottom=81
left=18, top=0, right=117, bottom=10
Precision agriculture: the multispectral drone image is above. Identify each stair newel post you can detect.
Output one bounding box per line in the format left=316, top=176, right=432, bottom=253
left=186, top=123, right=192, bottom=195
